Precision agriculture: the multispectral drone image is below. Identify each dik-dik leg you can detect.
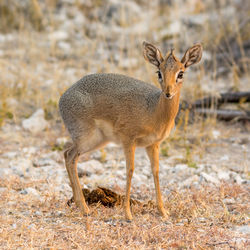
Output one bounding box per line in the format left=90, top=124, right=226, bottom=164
left=146, top=143, right=167, bottom=217
left=64, top=145, right=89, bottom=215
left=123, top=142, right=136, bottom=221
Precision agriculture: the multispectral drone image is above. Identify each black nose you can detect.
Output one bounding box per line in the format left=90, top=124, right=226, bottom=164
left=166, top=93, right=171, bottom=98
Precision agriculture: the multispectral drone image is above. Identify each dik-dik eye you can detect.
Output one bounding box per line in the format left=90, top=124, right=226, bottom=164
left=156, top=71, right=163, bottom=82
left=177, top=71, right=184, bottom=80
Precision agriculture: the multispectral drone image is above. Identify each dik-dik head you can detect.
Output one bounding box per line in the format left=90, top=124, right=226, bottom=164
left=143, top=42, right=202, bottom=99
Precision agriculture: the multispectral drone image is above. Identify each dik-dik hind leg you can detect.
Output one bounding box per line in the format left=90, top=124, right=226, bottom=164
left=146, top=143, right=167, bottom=217
left=64, top=145, right=89, bottom=215
left=64, top=127, right=108, bottom=216
left=123, top=142, right=136, bottom=221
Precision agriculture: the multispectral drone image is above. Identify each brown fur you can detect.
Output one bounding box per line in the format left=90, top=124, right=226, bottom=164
left=59, top=42, right=202, bottom=220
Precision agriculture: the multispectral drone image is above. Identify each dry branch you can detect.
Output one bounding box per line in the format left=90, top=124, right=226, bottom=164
left=193, top=91, right=250, bottom=108
left=178, top=91, right=250, bottom=121
left=195, top=108, right=250, bottom=121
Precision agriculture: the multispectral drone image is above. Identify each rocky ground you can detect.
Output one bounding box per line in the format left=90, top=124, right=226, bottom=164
left=0, top=0, right=249, bottom=249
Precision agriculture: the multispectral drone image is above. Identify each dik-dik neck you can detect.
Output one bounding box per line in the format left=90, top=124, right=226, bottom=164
left=155, top=90, right=181, bottom=125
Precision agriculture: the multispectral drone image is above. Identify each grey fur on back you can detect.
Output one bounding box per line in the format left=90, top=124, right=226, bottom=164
left=59, top=73, right=162, bottom=141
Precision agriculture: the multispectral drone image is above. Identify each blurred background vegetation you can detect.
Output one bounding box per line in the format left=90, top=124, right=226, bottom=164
left=0, top=0, right=249, bottom=126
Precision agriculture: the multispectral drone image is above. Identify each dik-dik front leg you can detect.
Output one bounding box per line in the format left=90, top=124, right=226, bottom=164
left=146, top=143, right=167, bottom=217
left=123, top=142, right=136, bottom=221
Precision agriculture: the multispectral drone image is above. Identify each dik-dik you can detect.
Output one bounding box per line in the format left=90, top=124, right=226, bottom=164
left=59, top=42, right=202, bottom=220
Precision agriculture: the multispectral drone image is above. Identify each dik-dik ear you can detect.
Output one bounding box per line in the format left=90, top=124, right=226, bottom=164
left=143, top=41, right=164, bottom=68
left=181, top=43, right=202, bottom=68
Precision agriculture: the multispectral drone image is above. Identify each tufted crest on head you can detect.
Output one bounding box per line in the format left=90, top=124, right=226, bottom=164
left=163, top=48, right=179, bottom=70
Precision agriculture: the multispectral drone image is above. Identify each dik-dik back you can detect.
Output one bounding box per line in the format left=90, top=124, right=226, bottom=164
left=59, top=41, right=202, bottom=220
left=60, top=74, right=160, bottom=127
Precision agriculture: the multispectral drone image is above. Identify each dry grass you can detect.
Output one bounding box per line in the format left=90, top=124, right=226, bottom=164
left=0, top=1, right=249, bottom=249
left=0, top=177, right=249, bottom=249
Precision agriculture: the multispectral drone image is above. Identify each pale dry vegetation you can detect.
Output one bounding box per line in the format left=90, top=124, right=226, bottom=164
left=0, top=0, right=249, bottom=249
left=0, top=177, right=249, bottom=249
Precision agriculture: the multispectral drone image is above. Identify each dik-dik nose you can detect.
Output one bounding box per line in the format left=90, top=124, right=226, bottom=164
left=165, top=86, right=173, bottom=97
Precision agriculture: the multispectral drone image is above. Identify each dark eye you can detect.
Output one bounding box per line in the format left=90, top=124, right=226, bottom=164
left=157, top=71, right=162, bottom=80
left=177, top=71, right=184, bottom=79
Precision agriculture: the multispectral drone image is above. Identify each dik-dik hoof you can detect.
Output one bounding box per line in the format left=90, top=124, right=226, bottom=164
left=125, top=211, right=133, bottom=221
left=158, top=207, right=168, bottom=218
left=77, top=202, right=90, bottom=216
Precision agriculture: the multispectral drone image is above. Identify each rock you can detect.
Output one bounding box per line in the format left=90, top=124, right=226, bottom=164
left=212, top=130, right=220, bottom=139
left=119, top=58, right=138, bottom=69
left=22, top=109, right=49, bottom=134
left=56, top=183, right=71, bottom=193
left=174, top=164, right=188, bottom=172
left=0, top=187, right=8, bottom=193
left=234, top=174, right=244, bottom=185
left=22, top=147, right=37, bottom=155
left=159, top=20, right=181, bottom=38
left=56, top=137, right=68, bottom=146
left=2, top=151, right=19, bottom=159
left=58, top=41, right=71, bottom=53
left=49, top=31, right=69, bottom=41
left=234, top=225, right=250, bottom=234
left=200, top=172, right=220, bottom=185
left=0, top=168, right=13, bottom=179
left=9, top=159, right=33, bottom=177
left=103, top=0, right=142, bottom=26
left=20, top=187, right=40, bottom=199
left=33, top=157, right=59, bottom=168
left=223, top=198, right=235, bottom=204
left=78, top=160, right=104, bottom=175
left=181, top=175, right=199, bottom=187
left=35, top=211, right=42, bottom=216
left=217, top=171, right=230, bottom=181
left=183, top=13, right=208, bottom=27
left=220, top=155, right=229, bottom=161
left=0, top=34, right=14, bottom=42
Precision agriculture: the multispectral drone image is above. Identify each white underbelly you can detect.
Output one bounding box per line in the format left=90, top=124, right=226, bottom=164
left=95, top=119, right=121, bottom=144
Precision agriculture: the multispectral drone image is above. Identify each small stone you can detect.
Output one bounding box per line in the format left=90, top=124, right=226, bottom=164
left=0, top=187, right=8, bottom=193
left=212, top=130, right=220, bottom=139
left=20, top=187, right=40, bottom=198
left=35, top=211, right=42, bottom=216
left=22, top=109, right=49, bottom=134
left=223, top=198, right=235, bottom=204
left=0, top=168, right=13, bottom=178
left=56, top=137, right=68, bottom=145
left=181, top=175, right=199, bottom=187
left=9, top=159, right=33, bottom=177
left=234, top=225, right=250, bottom=234
left=49, top=31, right=69, bottom=41
left=58, top=41, right=71, bottom=52
left=78, top=159, right=103, bottom=175
left=2, top=151, right=19, bottom=159
left=119, top=58, right=138, bottom=69
left=33, top=157, right=59, bottom=168
left=159, top=20, right=181, bottom=38
left=220, top=155, right=229, bottom=161
left=218, top=171, right=230, bottom=181
left=174, top=164, right=188, bottom=172
left=234, top=174, right=243, bottom=185
left=200, top=172, right=220, bottom=184
left=22, top=147, right=37, bottom=155
left=28, top=224, right=35, bottom=229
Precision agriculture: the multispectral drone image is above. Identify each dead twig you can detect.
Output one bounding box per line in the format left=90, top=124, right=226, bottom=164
left=178, top=91, right=250, bottom=122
